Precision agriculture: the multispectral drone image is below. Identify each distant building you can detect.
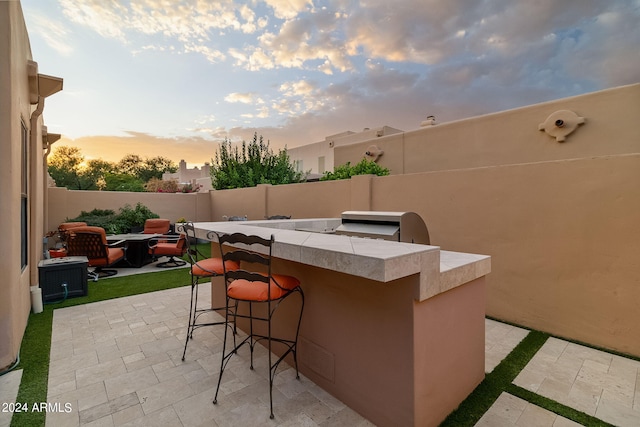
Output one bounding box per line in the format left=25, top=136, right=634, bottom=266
left=287, top=126, right=403, bottom=179
left=162, top=160, right=212, bottom=192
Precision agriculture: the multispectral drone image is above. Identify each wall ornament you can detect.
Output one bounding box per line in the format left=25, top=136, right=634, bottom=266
left=538, top=110, right=585, bottom=142
left=364, top=145, right=384, bottom=162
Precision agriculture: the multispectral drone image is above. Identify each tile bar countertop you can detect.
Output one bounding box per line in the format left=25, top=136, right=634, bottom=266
left=192, top=219, right=490, bottom=301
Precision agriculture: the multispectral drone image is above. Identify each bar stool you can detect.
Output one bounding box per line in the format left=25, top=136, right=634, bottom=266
left=212, top=232, right=304, bottom=420
left=181, top=223, right=239, bottom=361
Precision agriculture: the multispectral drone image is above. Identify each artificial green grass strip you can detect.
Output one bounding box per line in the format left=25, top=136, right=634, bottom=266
left=10, top=309, right=53, bottom=427
left=55, top=267, right=190, bottom=309
left=439, top=330, right=549, bottom=426
left=11, top=265, right=192, bottom=427
left=507, top=384, right=616, bottom=427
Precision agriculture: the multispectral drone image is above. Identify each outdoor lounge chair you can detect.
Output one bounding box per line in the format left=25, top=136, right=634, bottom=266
left=52, top=221, right=88, bottom=257
left=148, top=233, right=188, bottom=267
left=57, top=221, right=87, bottom=244
left=66, top=226, right=126, bottom=281
left=143, top=218, right=171, bottom=234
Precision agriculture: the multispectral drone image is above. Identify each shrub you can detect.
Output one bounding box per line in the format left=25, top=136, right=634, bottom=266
left=320, top=159, right=390, bottom=181
left=66, top=203, right=159, bottom=234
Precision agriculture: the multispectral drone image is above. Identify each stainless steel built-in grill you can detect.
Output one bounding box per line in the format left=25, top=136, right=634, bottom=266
left=334, top=211, right=430, bottom=244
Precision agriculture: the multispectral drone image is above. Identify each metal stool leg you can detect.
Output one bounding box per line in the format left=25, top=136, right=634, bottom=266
left=181, top=279, right=197, bottom=361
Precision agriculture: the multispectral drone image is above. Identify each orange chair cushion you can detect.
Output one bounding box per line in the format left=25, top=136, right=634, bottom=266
left=144, top=219, right=170, bottom=234
left=227, top=273, right=300, bottom=302
left=191, top=258, right=240, bottom=277
left=149, top=234, right=187, bottom=257
left=150, top=241, right=186, bottom=256
left=58, top=222, right=87, bottom=231
left=89, top=247, right=125, bottom=267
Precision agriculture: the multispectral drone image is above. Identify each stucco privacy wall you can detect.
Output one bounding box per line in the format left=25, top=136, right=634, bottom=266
left=47, top=187, right=211, bottom=231
left=209, top=179, right=353, bottom=221
left=194, top=152, right=640, bottom=356
left=369, top=154, right=640, bottom=356
left=334, top=84, right=640, bottom=175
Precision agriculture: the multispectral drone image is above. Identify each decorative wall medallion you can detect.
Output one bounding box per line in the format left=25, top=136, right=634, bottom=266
left=364, top=145, right=384, bottom=162
left=538, top=110, right=585, bottom=142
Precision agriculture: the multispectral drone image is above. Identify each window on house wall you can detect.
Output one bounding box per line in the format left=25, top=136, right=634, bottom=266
left=295, top=160, right=303, bottom=172
left=318, top=156, right=325, bottom=174
left=21, top=120, right=28, bottom=270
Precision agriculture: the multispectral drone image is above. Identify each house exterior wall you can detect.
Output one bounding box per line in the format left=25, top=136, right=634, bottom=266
left=0, top=1, right=41, bottom=371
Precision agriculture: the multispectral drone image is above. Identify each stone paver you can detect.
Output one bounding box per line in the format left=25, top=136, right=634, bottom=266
left=514, top=337, right=640, bottom=427
left=0, top=369, right=23, bottom=427
left=485, top=318, right=529, bottom=373
left=45, top=285, right=371, bottom=427
left=475, top=393, right=583, bottom=427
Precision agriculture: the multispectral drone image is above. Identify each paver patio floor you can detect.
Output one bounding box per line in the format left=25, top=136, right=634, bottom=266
left=3, top=270, right=637, bottom=426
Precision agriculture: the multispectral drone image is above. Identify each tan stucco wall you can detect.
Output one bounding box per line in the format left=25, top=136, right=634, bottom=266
left=335, top=84, right=639, bottom=175
left=199, top=151, right=640, bottom=357
left=47, top=188, right=211, bottom=231
left=0, top=0, right=37, bottom=370
left=370, top=154, right=640, bottom=356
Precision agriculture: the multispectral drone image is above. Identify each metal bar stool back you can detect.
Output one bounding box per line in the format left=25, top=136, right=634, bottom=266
left=212, top=232, right=305, bottom=419
left=181, top=223, right=239, bottom=361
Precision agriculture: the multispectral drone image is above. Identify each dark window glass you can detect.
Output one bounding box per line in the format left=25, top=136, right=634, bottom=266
left=21, top=121, right=28, bottom=270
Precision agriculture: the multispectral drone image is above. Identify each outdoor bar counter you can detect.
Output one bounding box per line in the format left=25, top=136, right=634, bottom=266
left=193, top=219, right=491, bottom=427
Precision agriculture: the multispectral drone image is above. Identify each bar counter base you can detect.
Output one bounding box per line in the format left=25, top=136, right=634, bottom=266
left=214, top=260, right=485, bottom=427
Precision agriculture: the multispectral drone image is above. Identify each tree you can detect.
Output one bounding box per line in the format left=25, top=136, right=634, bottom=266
left=210, top=133, right=305, bottom=190
left=116, top=154, right=177, bottom=182
left=141, top=156, right=178, bottom=182
left=86, top=158, right=116, bottom=176
left=48, top=147, right=179, bottom=191
left=116, top=154, right=144, bottom=177
left=48, top=146, right=98, bottom=190
left=103, top=173, right=145, bottom=192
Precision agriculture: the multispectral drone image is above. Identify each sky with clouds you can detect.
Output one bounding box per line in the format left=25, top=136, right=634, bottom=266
left=21, top=0, right=640, bottom=167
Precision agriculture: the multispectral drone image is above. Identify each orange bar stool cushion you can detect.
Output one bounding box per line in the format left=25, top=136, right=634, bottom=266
left=192, top=258, right=240, bottom=277
left=227, top=274, right=301, bottom=302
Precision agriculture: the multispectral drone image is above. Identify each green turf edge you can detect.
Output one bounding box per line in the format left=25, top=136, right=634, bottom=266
left=10, top=267, right=192, bottom=427
left=439, top=330, right=549, bottom=426
left=9, top=310, right=53, bottom=427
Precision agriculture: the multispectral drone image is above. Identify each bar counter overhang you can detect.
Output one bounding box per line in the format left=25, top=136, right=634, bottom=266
left=192, top=218, right=491, bottom=427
